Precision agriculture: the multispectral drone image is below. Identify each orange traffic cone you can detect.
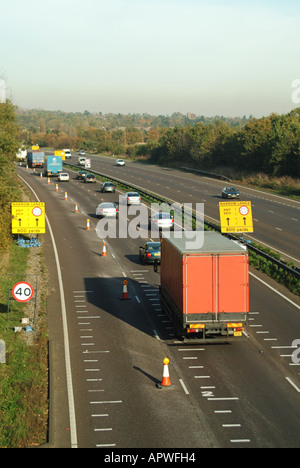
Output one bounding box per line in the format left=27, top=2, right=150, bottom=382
left=48, top=178, right=50, bottom=184
left=86, top=219, right=91, bottom=231
left=65, top=192, right=68, bottom=200
left=75, top=204, right=78, bottom=213
left=102, top=241, right=107, bottom=257
left=120, top=280, right=131, bottom=300
left=157, top=358, right=172, bottom=388
left=56, top=184, right=59, bottom=192
left=40, top=172, right=43, bottom=178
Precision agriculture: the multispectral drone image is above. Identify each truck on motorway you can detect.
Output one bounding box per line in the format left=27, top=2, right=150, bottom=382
left=160, top=231, right=249, bottom=341
left=27, top=151, right=45, bottom=168
left=44, top=155, right=63, bottom=177
left=16, top=148, right=27, bottom=161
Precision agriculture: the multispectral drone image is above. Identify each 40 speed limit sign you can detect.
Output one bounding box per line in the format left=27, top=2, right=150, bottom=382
left=12, top=282, right=34, bottom=303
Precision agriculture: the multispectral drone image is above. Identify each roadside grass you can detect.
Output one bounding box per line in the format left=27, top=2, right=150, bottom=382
left=238, top=173, right=300, bottom=200
left=0, top=241, right=48, bottom=448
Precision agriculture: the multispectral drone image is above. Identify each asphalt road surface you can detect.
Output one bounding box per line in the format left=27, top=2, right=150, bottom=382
left=17, top=163, right=300, bottom=449
left=68, top=153, right=300, bottom=267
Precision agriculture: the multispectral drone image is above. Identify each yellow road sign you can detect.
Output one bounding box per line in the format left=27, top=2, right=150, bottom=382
left=219, top=201, right=253, bottom=234
left=11, top=202, right=46, bottom=234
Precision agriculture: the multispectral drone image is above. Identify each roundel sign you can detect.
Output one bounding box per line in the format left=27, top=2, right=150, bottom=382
left=12, top=282, right=34, bottom=303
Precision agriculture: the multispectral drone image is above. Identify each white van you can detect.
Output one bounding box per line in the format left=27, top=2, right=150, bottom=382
left=63, top=149, right=72, bottom=159
left=78, top=157, right=86, bottom=166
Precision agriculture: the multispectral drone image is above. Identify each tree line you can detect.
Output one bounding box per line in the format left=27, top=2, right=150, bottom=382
left=16, top=107, right=300, bottom=178
left=148, top=109, right=300, bottom=178
left=0, top=100, right=22, bottom=249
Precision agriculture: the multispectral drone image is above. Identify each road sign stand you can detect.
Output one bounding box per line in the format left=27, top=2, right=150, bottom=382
left=219, top=201, right=254, bottom=234
left=3, top=275, right=38, bottom=331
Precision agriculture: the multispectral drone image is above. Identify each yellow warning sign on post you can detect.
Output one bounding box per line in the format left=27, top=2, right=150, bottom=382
left=219, top=201, right=253, bottom=234
left=11, top=202, right=46, bottom=234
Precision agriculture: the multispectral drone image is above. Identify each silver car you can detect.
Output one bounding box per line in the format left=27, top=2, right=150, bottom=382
left=123, top=192, right=141, bottom=205
left=96, top=202, right=118, bottom=218
left=149, top=212, right=174, bottom=230
left=115, top=159, right=125, bottom=166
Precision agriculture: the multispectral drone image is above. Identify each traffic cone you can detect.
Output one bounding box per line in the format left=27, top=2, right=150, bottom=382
left=40, top=172, right=43, bottom=178
left=86, top=219, right=91, bottom=231
left=120, top=280, right=131, bottom=300
left=75, top=204, right=78, bottom=214
left=48, top=178, right=50, bottom=184
left=56, top=184, right=58, bottom=192
left=65, top=192, right=68, bottom=200
left=102, top=241, right=107, bottom=257
left=157, top=358, right=172, bottom=388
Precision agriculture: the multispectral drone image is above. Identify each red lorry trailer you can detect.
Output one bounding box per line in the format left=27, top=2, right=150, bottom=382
left=160, top=232, right=249, bottom=341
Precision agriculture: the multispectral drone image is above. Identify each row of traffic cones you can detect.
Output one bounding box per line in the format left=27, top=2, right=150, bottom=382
left=38, top=168, right=171, bottom=389
left=38, top=171, right=110, bottom=257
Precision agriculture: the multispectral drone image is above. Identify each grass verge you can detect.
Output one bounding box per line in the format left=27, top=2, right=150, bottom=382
left=0, top=241, right=48, bottom=448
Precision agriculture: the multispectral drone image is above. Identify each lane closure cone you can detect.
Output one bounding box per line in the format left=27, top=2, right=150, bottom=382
left=120, top=280, right=131, bottom=300
left=75, top=204, right=78, bottom=213
left=156, top=358, right=172, bottom=389
left=101, top=241, right=107, bottom=257
left=86, top=219, right=91, bottom=230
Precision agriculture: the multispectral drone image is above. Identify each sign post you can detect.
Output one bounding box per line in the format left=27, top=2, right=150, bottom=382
left=11, top=202, right=46, bottom=234
left=12, top=282, right=34, bottom=303
left=219, top=201, right=254, bottom=234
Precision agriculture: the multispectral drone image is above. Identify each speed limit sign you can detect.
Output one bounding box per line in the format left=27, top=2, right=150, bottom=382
left=12, top=282, right=34, bottom=303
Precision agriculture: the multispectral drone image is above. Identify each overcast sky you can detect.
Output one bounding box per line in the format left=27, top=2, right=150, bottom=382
left=1, top=0, right=300, bottom=116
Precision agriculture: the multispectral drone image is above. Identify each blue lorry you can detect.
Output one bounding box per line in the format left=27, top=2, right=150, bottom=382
left=44, top=156, right=63, bottom=177
left=27, top=151, right=45, bottom=168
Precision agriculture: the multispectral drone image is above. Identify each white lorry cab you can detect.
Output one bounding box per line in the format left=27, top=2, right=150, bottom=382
left=63, top=149, right=72, bottom=159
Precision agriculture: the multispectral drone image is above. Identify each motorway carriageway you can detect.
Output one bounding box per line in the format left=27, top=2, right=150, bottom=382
left=17, top=164, right=300, bottom=448
left=70, top=153, right=300, bottom=268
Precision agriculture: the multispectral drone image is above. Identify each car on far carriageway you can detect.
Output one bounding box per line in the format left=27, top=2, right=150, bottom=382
left=101, top=181, right=116, bottom=193
left=139, top=242, right=161, bottom=264
left=115, top=159, right=125, bottom=166
left=84, top=173, right=96, bottom=183
left=96, top=202, right=118, bottom=218
left=222, top=187, right=240, bottom=199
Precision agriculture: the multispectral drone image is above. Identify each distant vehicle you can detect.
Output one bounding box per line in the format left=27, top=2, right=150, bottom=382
left=96, top=202, right=118, bottom=218
left=78, top=157, right=86, bottom=166
left=139, top=242, right=161, bottom=265
left=27, top=151, right=45, bottom=168
left=222, top=187, right=240, bottom=199
left=76, top=170, right=88, bottom=180
left=16, top=148, right=27, bottom=161
left=44, top=156, right=63, bottom=177
left=63, top=149, right=72, bottom=159
left=123, top=192, right=141, bottom=205
left=101, top=182, right=116, bottom=193
left=84, top=173, right=96, bottom=183
left=115, top=159, right=125, bottom=166
left=149, top=212, right=174, bottom=231
left=58, top=172, right=70, bottom=182
left=78, top=150, right=86, bottom=156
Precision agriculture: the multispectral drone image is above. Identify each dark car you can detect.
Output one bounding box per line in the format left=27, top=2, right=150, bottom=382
left=139, top=242, right=161, bottom=265
left=76, top=170, right=88, bottom=180
left=84, top=173, right=96, bottom=183
left=101, top=182, right=116, bottom=193
left=222, top=187, right=240, bottom=199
